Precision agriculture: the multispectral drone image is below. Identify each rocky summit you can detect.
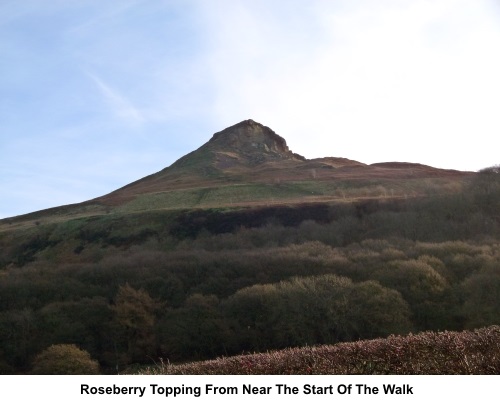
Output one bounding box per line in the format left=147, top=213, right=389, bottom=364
left=171, top=119, right=304, bottom=170
left=207, top=119, right=305, bottom=165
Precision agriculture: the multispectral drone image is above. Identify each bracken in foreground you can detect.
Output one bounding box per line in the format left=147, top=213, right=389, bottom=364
left=139, top=326, right=500, bottom=375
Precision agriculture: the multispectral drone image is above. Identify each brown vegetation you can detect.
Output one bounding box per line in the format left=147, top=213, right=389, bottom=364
left=141, top=326, right=500, bottom=375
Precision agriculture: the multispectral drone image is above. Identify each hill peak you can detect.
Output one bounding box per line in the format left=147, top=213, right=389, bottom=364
left=207, top=119, right=305, bottom=164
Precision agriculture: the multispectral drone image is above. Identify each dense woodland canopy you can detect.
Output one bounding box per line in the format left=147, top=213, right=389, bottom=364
left=0, top=167, right=499, bottom=373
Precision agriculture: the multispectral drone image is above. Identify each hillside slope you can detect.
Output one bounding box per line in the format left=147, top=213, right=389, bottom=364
left=1, top=119, right=472, bottom=231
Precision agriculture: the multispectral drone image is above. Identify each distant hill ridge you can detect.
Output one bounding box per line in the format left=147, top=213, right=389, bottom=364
left=1, top=119, right=472, bottom=227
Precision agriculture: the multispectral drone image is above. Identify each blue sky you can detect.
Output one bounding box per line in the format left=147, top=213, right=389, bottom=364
left=2, top=0, right=500, bottom=219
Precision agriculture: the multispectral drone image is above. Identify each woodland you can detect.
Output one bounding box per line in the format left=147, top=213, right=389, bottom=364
left=0, top=165, right=499, bottom=374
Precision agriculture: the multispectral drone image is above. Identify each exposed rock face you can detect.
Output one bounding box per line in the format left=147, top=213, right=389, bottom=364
left=208, top=119, right=305, bottom=165
left=170, top=119, right=305, bottom=170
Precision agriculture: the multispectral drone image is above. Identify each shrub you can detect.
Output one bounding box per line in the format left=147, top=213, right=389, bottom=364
left=140, top=326, right=500, bottom=375
left=31, top=344, right=99, bottom=374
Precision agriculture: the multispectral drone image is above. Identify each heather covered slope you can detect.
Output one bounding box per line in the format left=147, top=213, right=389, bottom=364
left=140, top=326, right=500, bottom=375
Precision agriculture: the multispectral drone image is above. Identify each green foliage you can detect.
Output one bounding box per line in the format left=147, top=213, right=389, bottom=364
left=31, top=344, right=99, bottom=375
left=347, top=280, right=412, bottom=338
left=373, top=259, right=448, bottom=301
left=222, top=275, right=411, bottom=352
left=372, top=259, right=449, bottom=329
left=461, top=270, right=500, bottom=328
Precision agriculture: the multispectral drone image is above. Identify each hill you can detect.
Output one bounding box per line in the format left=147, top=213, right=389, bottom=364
left=0, top=120, right=498, bottom=375
left=1, top=119, right=471, bottom=231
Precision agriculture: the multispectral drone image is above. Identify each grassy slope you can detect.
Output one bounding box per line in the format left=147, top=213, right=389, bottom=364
left=0, top=174, right=470, bottom=234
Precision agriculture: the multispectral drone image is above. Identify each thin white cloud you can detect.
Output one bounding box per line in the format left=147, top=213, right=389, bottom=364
left=85, top=71, right=145, bottom=125
left=67, top=0, right=145, bottom=36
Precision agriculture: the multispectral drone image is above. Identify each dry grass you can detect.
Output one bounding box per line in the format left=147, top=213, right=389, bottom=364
left=139, top=326, right=500, bottom=375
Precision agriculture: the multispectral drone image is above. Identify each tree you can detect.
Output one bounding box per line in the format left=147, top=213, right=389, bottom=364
left=372, top=259, right=449, bottom=329
left=31, top=344, right=99, bottom=374
left=461, top=270, right=500, bottom=328
left=37, top=297, right=114, bottom=367
left=222, top=283, right=281, bottom=352
left=222, top=274, right=412, bottom=353
left=469, top=165, right=500, bottom=214
left=346, top=280, right=412, bottom=339
left=0, top=308, right=35, bottom=370
left=112, top=283, right=159, bottom=365
left=158, top=294, right=230, bottom=361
